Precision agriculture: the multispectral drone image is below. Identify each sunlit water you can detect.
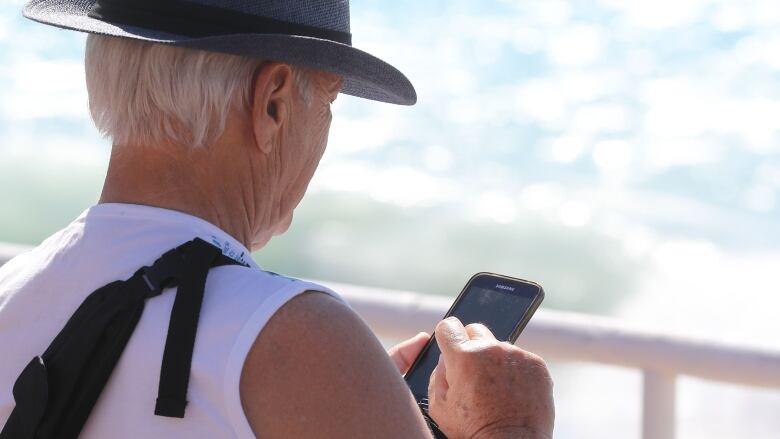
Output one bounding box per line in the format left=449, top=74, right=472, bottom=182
left=1, top=0, right=779, bottom=437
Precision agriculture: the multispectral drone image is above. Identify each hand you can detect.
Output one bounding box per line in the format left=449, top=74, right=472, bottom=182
left=387, top=332, right=430, bottom=374
left=428, top=317, right=554, bottom=439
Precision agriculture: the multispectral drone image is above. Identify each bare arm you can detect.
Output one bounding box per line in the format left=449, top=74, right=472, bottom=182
left=240, top=291, right=433, bottom=438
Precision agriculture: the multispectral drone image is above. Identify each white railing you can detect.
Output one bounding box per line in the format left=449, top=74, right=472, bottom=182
left=326, top=281, right=780, bottom=439
left=2, top=243, right=780, bottom=439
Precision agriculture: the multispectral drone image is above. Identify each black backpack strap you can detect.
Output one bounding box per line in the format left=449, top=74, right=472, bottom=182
left=1, top=357, right=48, bottom=439
left=0, top=238, right=246, bottom=439
left=154, top=239, right=223, bottom=417
left=131, top=238, right=245, bottom=418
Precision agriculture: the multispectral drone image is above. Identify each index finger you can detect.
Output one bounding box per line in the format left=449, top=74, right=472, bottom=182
left=434, top=317, right=469, bottom=358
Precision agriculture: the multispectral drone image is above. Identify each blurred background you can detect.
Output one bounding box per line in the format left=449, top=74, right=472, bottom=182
left=1, top=0, right=778, bottom=437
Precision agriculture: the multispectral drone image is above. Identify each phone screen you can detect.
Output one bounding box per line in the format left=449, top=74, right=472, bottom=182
left=405, top=275, right=542, bottom=401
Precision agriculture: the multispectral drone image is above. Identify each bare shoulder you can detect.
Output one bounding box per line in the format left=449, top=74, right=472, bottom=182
left=240, top=291, right=431, bottom=439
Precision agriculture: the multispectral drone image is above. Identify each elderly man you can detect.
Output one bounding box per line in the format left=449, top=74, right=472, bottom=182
left=0, top=1, right=554, bottom=438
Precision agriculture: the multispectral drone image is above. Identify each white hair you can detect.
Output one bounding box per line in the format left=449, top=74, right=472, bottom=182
left=84, top=34, right=311, bottom=148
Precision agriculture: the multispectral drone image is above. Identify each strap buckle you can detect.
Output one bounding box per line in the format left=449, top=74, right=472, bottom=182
left=138, top=267, right=162, bottom=297
left=135, top=247, right=185, bottom=298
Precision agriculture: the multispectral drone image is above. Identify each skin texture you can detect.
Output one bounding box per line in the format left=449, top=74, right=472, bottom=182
left=241, top=292, right=433, bottom=438
left=99, top=60, right=555, bottom=438
left=100, top=62, right=340, bottom=251
left=429, top=318, right=555, bottom=439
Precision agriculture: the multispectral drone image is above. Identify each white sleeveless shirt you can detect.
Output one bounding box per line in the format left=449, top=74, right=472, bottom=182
left=0, top=203, right=340, bottom=438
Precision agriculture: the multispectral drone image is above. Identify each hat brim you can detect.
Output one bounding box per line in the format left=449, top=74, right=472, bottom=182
left=23, top=0, right=417, bottom=105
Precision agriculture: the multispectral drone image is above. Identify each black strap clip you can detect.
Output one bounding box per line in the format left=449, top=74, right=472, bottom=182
left=135, top=246, right=186, bottom=298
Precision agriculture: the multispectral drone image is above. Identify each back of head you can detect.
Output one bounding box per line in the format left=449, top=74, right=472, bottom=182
left=84, top=35, right=311, bottom=149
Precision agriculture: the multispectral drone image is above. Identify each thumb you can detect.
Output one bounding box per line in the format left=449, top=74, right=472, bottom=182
left=434, top=317, right=469, bottom=361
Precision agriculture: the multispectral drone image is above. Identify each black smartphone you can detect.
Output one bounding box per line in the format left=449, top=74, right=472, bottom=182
left=404, top=272, right=544, bottom=419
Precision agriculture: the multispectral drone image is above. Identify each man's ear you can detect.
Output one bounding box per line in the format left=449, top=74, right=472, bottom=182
left=251, top=62, right=295, bottom=154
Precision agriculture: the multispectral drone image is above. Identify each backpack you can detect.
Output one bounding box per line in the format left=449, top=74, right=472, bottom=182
left=1, top=238, right=246, bottom=439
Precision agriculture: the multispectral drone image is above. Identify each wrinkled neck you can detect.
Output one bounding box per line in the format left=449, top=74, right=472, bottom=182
left=99, top=142, right=257, bottom=249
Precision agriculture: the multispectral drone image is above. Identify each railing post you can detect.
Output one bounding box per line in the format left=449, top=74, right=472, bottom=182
left=642, top=370, right=676, bottom=439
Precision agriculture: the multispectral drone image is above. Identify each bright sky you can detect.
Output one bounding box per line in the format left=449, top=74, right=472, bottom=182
left=321, top=0, right=780, bottom=252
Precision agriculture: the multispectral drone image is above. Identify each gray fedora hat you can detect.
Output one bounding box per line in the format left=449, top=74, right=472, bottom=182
left=22, top=0, right=417, bottom=105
